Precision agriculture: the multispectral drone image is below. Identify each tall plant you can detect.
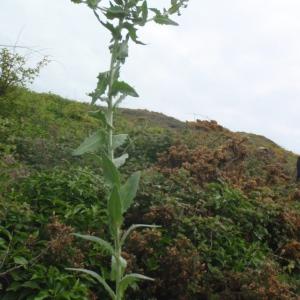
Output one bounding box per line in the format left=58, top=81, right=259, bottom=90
left=68, top=0, right=188, bottom=299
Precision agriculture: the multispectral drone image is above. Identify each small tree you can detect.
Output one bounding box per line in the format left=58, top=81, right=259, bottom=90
left=0, top=48, right=48, bottom=96
left=67, top=1, right=189, bottom=299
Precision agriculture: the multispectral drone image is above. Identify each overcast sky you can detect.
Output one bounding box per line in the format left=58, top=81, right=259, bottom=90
left=1, top=0, right=300, bottom=154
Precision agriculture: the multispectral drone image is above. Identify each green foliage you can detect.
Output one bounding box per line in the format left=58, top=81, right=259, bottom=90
left=0, top=48, right=48, bottom=96
left=181, top=215, right=267, bottom=272
left=0, top=164, right=106, bottom=299
left=12, top=166, right=107, bottom=230
left=2, top=266, right=90, bottom=300
left=127, top=126, right=175, bottom=167
left=120, top=171, right=141, bottom=213
left=204, top=183, right=272, bottom=242
left=16, top=166, right=105, bottom=204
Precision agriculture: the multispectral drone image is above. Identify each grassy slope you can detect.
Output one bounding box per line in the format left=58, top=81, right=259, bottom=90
left=1, top=88, right=300, bottom=299
left=0, top=88, right=297, bottom=173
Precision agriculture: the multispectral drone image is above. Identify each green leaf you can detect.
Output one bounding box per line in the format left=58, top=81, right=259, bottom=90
left=13, top=256, right=28, bottom=266
left=120, top=171, right=141, bottom=213
left=110, top=256, right=117, bottom=281
left=0, top=226, right=12, bottom=240
left=22, top=281, right=40, bottom=289
left=66, top=268, right=116, bottom=299
left=119, top=273, right=154, bottom=296
left=108, top=186, right=123, bottom=232
left=88, top=109, right=114, bottom=129
left=101, top=21, right=122, bottom=40
left=102, top=154, right=121, bottom=187
left=0, top=237, right=7, bottom=248
left=90, top=72, right=109, bottom=104
left=121, top=224, right=161, bottom=245
left=149, top=8, right=160, bottom=14
left=113, top=94, right=127, bottom=109
left=111, top=81, right=139, bottom=97
left=88, top=110, right=110, bottom=126
left=127, top=0, right=139, bottom=8
left=73, top=233, right=114, bottom=255
left=141, top=1, right=148, bottom=25
left=116, top=40, right=129, bottom=63
left=73, top=130, right=106, bottom=156
left=111, top=256, right=127, bottom=280
left=113, top=153, right=129, bottom=168
left=87, top=0, right=100, bottom=9
left=154, top=15, right=178, bottom=26
left=168, top=5, right=180, bottom=15
left=106, top=6, right=128, bottom=19
left=113, top=134, right=128, bottom=150
left=168, top=0, right=187, bottom=15
left=123, top=23, right=145, bottom=45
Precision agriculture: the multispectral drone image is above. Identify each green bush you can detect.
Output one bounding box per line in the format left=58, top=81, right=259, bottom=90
left=11, top=166, right=107, bottom=230
left=2, top=266, right=90, bottom=300
left=0, top=48, right=48, bottom=96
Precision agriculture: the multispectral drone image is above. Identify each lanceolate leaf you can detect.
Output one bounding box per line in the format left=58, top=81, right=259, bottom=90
left=106, top=6, right=128, bottom=19
left=87, top=0, right=99, bottom=9
left=149, top=8, right=160, bottom=14
left=121, top=224, right=161, bottom=245
left=113, top=94, right=127, bottom=109
left=111, top=81, right=139, bottom=97
left=127, top=0, right=138, bottom=8
left=88, top=109, right=112, bottom=128
left=141, top=1, right=148, bottom=25
left=119, top=273, right=154, bottom=296
left=154, top=15, right=178, bottom=26
left=90, top=71, right=109, bottom=104
left=120, top=171, right=141, bottom=213
left=66, top=268, right=116, bottom=299
left=110, top=256, right=117, bottom=281
left=168, top=3, right=181, bottom=14
left=112, top=134, right=128, bottom=150
left=73, top=130, right=106, bottom=156
left=113, top=153, right=129, bottom=168
left=108, top=186, right=123, bottom=234
left=101, top=21, right=122, bottom=40
left=123, top=22, right=145, bottom=45
left=73, top=233, right=114, bottom=255
left=111, top=256, right=127, bottom=280
left=14, top=256, right=28, bottom=266
left=102, top=154, right=121, bottom=187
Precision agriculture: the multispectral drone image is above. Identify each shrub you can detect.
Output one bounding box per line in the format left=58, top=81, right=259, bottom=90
left=1, top=265, right=90, bottom=300
left=0, top=48, right=48, bottom=96
left=125, top=231, right=204, bottom=300
left=11, top=166, right=107, bottom=230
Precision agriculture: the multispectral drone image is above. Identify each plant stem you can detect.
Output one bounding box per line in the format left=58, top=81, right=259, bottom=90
left=106, top=16, right=126, bottom=298
left=107, top=41, right=117, bottom=161
left=115, top=228, right=122, bottom=300
left=107, top=38, right=123, bottom=299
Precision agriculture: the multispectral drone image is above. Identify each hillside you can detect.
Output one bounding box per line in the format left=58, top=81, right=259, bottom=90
left=1, top=88, right=300, bottom=299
